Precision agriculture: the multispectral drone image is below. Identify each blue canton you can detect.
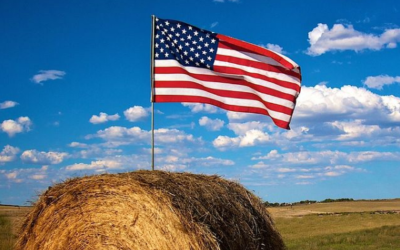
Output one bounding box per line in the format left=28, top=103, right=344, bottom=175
left=154, top=17, right=219, bottom=70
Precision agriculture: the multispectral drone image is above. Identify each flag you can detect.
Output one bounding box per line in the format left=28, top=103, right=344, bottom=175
left=152, top=17, right=301, bottom=129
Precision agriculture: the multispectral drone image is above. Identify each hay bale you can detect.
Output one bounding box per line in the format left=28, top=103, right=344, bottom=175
left=16, top=171, right=285, bottom=250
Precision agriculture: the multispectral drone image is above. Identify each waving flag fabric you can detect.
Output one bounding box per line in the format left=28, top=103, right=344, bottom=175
left=152, top=17, right=301, bottom=129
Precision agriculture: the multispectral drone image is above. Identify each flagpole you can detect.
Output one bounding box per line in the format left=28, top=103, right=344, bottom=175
left=150, top=15, right=156, bottom=171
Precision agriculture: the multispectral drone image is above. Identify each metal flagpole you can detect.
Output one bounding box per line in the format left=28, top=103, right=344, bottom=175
left=150, top=15, right=156, bottom=171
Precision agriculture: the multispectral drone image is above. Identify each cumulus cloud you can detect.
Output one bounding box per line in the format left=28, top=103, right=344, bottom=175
left=0, top=145, right=20, bottom=164
left=21, top=150, right=68, bottom=165
left=294, top=85, right=400, bottom=123
left=213, top=129, right=270, bottom=150
left=89, top=112, right=120, bottom=124
left=1, top=117, right=32, bottom=137
left=363, top=75, right=400, bottom=90
left=31, top=70, right=66, bottom=84
left=252, top=149, right=400, bottom=165
left=199, top=116, right=224, bottom=131
left=183, top=103, right=219, bottom=113
left=87, top=126, right=202, bottom=148
left=124, top=106, right=148, bottom=122
left=306, top=23, right=400, bottom=56
left=0, top=101, right=19, bottom=109
left=261, top=43, right=286, bottom=54
left=66, top=160, right=123, bottom=172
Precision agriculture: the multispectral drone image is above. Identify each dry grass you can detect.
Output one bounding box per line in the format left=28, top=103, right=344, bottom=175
left=15, top=171, right=284, bottom=250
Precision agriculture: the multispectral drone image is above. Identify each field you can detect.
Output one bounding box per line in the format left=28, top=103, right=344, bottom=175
left=268, top=199, right=400, bottom=249
left=1, top=200, right=400, bottom=249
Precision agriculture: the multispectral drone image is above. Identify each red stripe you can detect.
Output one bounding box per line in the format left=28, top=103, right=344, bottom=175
left=154, top=80, right=294, bottom=115
left=215, top=54, right=301, bottom=80
left=154, top=95, right=290, bottom=129
left=155, top=67, right=297, bottom=102
left=216, top=34, right=296, bottom=70
left=213, top=65, right=301, bottom=93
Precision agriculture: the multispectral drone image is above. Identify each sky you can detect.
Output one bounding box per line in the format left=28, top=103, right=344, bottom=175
left=1, top=0, right=400, bottom=205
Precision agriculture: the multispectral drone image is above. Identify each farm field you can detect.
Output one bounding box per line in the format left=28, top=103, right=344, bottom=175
left=1, top=199, right=400, bottom=249
left=268, top=199, right=400, bottom=249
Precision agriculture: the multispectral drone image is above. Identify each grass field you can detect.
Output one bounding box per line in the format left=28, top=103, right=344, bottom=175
left=1, top=200, right=400, bottom=249
left=268, top=199, right=400, bottom=249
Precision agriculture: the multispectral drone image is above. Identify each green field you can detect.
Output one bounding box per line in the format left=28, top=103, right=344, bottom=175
left=1, top=200, right=400, bottom=249
left=268, top=199, right=400, bottom=249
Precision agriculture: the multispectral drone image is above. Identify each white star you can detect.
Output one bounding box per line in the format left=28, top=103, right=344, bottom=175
left=202, top=50, right=207, bottom=55
left=168, top=34, right=173, bottom=38
left=155, top=43, right=159, bottom=48
left=155, top=53, right=159, bottom=58
left=176, top=48, right=179, bottom=52
left=189, top=57, right=194, bottom=61
left=192, top=40, right=197, bottom=45
left=177, top=23, right=181, bottom=28
left=204, top=42, right=209, bottom=47
left=156, top=25, right=160, bottom=30
left=200, top=58, right=205, bottom=63
left=194, top=31, right=198, bottom=36
left=209, top=48, right=214, bottom=53
left=206, top=64, right=210, bottom=68
left=161, top=31, right=165, bottom=35
left=197, top=45, right=202, bottom=49
left=211, top=39, right=216, bottom=43
left=160, top=38, right=165, bottom=43
left=166, top=37, right=170, bottom=41
left=170, top=27, right=175, bottom=32
left=207, top=56, right=212, bottom=61
left=180, top=38, right=185, bottom=41
left=188, top=26, right=193, bottom=30
left=185, top=60, right=189, bottom=64
left=199, top=37, right=204, bottom=42
left=156, top=18, right=159, bottom=21
left=195, top=53, right=200, bottom=58
left=165, top=52, right=169, bottom=57
left=190, top=47, right=195, bottom=52
left=176, top=33, right=180, bottom=37
left=206, top=33, right=210, bottom=38
left=187, top=35, right=192, bottom=40
left=182, top=29, right=187, bottom=34
left=179, top=45, right=183, bottom=50
left=184, top=51, right=188, bottom=55
left=160, top=48, right=164, bottom=52
left=156, top=34, right=159, bottom=39
left=185, top=42, right=190, bottom=46
left=195, top=62, right=200, bottom=66
left=165, top=21, right=170, bottom=26
left=160, top=23, right=163, bottom=27
left=173, top=39, right=178, bottom=44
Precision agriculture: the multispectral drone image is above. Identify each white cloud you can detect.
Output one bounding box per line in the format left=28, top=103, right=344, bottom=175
left=89, top=112, right=120, bottom=124
left=295, top=85, right=400, bottom=123
left=211, top=22, right=219, bottom=28
left=66, top=160, right=123, bottom=172
left=87, top=126, right=201, bottom=148
left=0, top=101, right=19, bottom=109
left=124, top=106, right=148, bottom=122
left=68, top=142, right=88, bottom=148
left=0, top=145, right=20, bottom=164
left=21, top=150, right=68, bottom=165
left=306, top=23, right=400, bottom=56
left=1, top=117, right=32, bottom=137
left=183, top=103, right=219, bottom=113
left=199, top=116, right=224, bottom=131
left=261, top=43, right=286, bottom=54
left=213, top=129, right=270, bottom=150
left=31, top=70, right=66, bottom=84
left=363, top=75, right=400, bottom=90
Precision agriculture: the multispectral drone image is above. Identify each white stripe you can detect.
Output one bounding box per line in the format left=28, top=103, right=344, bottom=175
left=155, top=88, right=291, bottom=122
left=155, top=73, right=295, bottom=108
left=155, top=60, right=299, bottom=96
left=217, top=48, right=300, bottom=73
left=214, top=60, right=301, bottom=86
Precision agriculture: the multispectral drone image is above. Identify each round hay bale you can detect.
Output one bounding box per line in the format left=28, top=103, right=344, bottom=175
left=16, top=170, right=285, bottom=250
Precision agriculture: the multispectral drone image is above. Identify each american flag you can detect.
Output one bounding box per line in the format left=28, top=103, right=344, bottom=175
left=152, top=17, right=301, bottom=129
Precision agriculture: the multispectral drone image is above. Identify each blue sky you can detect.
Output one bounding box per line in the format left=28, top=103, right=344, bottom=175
left=1, top=0, right=400, bottom=205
